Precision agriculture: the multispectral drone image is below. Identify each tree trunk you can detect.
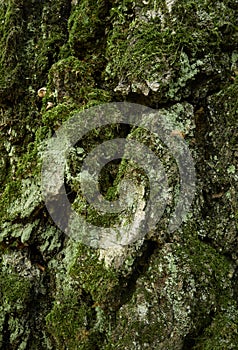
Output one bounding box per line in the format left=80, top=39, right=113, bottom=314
left=0, top=1, right=237, bottom=349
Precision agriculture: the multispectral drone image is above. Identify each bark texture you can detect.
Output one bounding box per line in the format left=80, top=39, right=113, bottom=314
left=0, top=0, right=237, bottom=349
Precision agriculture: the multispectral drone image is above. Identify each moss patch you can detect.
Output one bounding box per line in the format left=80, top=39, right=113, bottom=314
left=106, top=0, right=236, bottom=101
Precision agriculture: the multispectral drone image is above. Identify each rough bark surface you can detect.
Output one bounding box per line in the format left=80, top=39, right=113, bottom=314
left=0, top=0, right=237, bottom=349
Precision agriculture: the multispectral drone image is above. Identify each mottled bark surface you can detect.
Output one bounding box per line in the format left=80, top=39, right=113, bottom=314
left=0, top=1, right=237, bottom=349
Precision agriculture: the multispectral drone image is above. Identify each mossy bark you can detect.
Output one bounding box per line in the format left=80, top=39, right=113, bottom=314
left=0, top=1, right=237, bottom=349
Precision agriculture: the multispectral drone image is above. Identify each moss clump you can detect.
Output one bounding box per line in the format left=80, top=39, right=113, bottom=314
left=46, top=289, right=96, bottom=350
left=41, top=90, right=112, bottom=129
left=68, top=0, right=110, bottom=57
left=42, top=102, right=80, bottom=129
left=69, top=244, right=119, bottom=306
left=46, top=244, right=120, bottom=349
left=46, top=56, right=95, bottom=104
left=0, top=1, right=25, bottom=103
left=102, top=234, right=235, bottom=349
left=0, top=268, right=31, bottom=306
left=26, top=0, right=71, bottom=84
left=106, top=0, right=236, bottom=101
left=193, top=308, right=238, bottom=349
left=0, top=268, right=32, bottom=348
left=0, top=180, right=21, bottom=223
left=179, top=234, right=234, bottom=315
left=196, top=78, right=238, bottom=256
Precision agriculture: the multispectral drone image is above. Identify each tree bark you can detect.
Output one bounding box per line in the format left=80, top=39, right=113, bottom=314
left=0, top=1, right=237, bottom=349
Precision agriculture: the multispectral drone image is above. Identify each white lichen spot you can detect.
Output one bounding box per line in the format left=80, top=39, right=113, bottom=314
left=166, top=0, right=176, bottom=13
left=137, top=302, right=149, bottom=322
left=145, top=80, right=160, bottom=92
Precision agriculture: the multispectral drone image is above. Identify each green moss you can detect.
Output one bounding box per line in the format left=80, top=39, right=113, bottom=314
left=0, top=1, right=72, bottom=226
left=46, top=289, right=94, bottom=349
left=181, top=234, right=233, bottom=306
left=68, top=0, right=110, bottom=57
left=46, top=56, right=95, bottom=103
left=42, top=102, right=79, bottom=129
left=27, top=0, right=70, bottom=82
left=46, top=244, right=120, bottom=349
left=0, top=266, right=32, bottom=346
left=194, top=308, right=238, bottom=349
left=196, top=79, right=238, bottom=254
left=103, top=232, right=235, bottom=348
left=106, top=0, right=236, bottom=100
left=0, top=269, right=31, bottom=307
left=69, top=244, right=119, bottom=305
left=47, top=289, right=112, bottom=349
left=41, top=91, right=111, bottom=129
left=0, top=1, right=25, bottom=102
left=0, top=180, right=21, bottom=222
